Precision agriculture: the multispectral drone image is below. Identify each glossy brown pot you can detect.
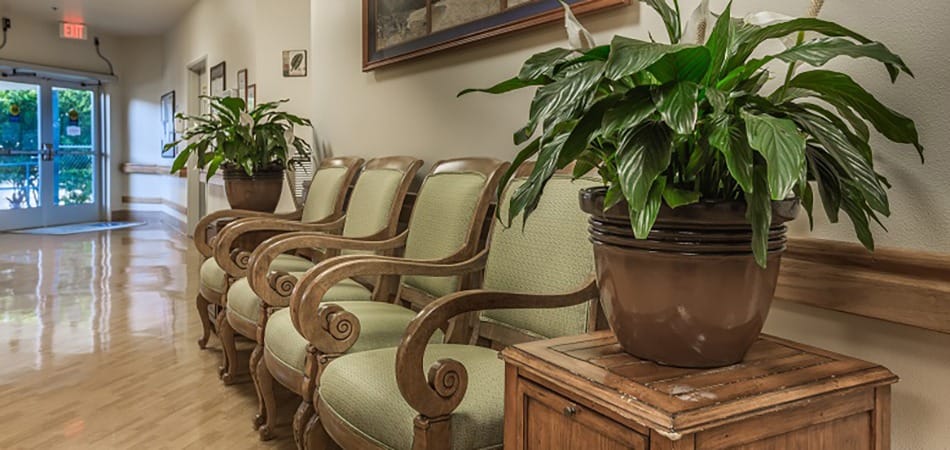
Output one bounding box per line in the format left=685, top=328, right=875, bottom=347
left=579, top=187, right=799, bottom=368
left=222, top=164, right=284, bottom=213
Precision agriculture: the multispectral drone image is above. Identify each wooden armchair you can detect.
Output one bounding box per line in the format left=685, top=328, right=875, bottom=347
left=247, top=158, right=508, bottom=445
left=297, top=170, right=603, bottom=449
left=216, top=156, right=423, bottom=383
left=195, top=156, right=363, bottom=350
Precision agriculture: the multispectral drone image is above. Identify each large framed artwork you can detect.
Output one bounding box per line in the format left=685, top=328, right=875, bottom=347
left=363, top=0, right=629, bottom=71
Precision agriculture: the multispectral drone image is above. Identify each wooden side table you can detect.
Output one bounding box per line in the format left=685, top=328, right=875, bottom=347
left=502, top=331, right=898, bottom=450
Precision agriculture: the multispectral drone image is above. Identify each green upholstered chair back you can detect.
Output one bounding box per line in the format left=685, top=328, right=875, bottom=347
left=400, top=159, right=504, bottom=298
left=300, top=164, right=353, bottom=223
left=340, top=157, right=421, bottom=256
left=480, top=174, right=600, bottom=339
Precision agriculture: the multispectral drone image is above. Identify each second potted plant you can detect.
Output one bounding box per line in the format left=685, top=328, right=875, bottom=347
left=462, top=0, right=923, bottom=367
left=167, top=96, right=312, bottom=213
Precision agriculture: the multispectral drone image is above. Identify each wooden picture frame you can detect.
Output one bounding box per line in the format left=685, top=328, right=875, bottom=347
left=362, top=0, right=629, bottom=71
left=237, top=68, right=248, bottom=103
left=210, top=61, right=227, bottom=96
left=282, top=50, right=308, bottom=77
left=160, top=91, right=176, bottom=159
left=247, top=84, right=257, bottom=109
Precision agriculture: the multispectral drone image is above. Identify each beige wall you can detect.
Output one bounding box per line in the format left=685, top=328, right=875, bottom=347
left=310, top=1, right=950, bottom=447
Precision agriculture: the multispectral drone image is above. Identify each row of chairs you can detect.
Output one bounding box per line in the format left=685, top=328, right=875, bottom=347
left=194, top=156, right=603, bottom=449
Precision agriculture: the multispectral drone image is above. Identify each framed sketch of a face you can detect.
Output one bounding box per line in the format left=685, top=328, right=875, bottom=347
left=363, top=0, right=628, bottom=71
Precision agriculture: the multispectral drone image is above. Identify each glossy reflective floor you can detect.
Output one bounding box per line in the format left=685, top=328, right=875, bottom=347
left=0, top=223, right=294, bottom=449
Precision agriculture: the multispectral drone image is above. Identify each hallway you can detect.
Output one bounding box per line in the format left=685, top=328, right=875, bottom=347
left=0, top=223, right=293, bottom=449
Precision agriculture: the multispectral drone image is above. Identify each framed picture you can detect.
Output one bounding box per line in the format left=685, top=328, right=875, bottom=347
left=160, top=91, right=176, bottom=159
left=247, top=84, right=257, bottom=109
left=237, top=68, right=248, bottom=103
left=210, top=61, right=227, bottom=96
left=283, top=50, right=308, bottom=77
left=362, top=0, right=629, bottom=71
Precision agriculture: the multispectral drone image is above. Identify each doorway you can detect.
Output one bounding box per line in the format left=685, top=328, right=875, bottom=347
left=0, top=78, right=102, bottom=231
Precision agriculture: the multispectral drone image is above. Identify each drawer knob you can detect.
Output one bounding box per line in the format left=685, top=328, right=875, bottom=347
left=563, top=406, right=578, bottom=417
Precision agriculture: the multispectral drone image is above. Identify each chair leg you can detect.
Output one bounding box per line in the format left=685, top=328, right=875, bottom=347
left=249, top=343, right=267, bottom=429
left=303, top=400, right=340, bottom=450
left=218, top=311, right=245, bottom=385
left=412, top=415, right=452, bottom=450
left=294, top=400, right=315, bottom=450
left=196, top=293, right=212, bottom=349
left=256, top=350, right=279, bottom=441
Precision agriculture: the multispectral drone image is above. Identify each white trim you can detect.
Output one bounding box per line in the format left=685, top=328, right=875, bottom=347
left=0, top=58, right=117, bottom=84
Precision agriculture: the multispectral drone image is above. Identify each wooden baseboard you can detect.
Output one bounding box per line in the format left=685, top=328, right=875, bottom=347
left=113, top=210, right=187, bottom=236
left=777, top=238, right=950, bottom=334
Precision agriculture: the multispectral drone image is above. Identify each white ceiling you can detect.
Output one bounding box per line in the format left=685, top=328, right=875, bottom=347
left=0, top=0, right=199, bottom=36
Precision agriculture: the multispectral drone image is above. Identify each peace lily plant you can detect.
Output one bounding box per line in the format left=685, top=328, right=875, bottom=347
left=462, top=0, right=924, bottom=367
left=462, top=0, right=924, bottom=268
left=168, top=96, right=313, bottom=212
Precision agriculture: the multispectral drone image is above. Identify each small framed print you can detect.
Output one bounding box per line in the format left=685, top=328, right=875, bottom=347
left=210, top=61, right=226, bottom=96
left=247, top=84, right=257, bottom=109
left=237, top=68, right=248, bottom=103
left=282, top=50, right=307, bottom=77
left=161, top=91, right=176, bottom=159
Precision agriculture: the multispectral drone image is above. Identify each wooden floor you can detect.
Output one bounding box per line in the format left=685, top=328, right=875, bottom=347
left=0, top=222, right=295, bottom=449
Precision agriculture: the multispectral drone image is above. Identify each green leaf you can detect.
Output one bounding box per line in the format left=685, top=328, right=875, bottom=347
left=709, top=115, right=754, bottom=193
left=840, top=186, right=875, bottom=250
left=603, top=183, right=625, bottom=210
left=458, top=76, right=549, bottom=97
left=509, top=130, right=571, bottom=225
left=703, top=1, right=734, bottom=83
left=617, top=122, right=674, bottom=211
left=726, top=18, right=879, bottom=74
left=519, top=48, right=574, bottom=80
left=799, top=180, right=815, bottom=229
left=640, top=0, right=682, bottom=44
left=602, top=87, right=656, bottom=137
left=789, top=107, right=889, bottom=216
left=662, top=186, right=702, bottom=208
left=807, top=147, right=843, bottom=223
left=653, top=82, right=699, bottom=135
left=706, top=87, right=728, bottom=115
left=206, top=155, right=224, bottom=181
left=745, top=164, right=773, bottom=268
left=604, top=37, right=700, bottom=80
left=774, top=37, right=912, bottom=81
left=630, top=176, right=667, bottom=238
left=219, top=96, right=246, bottom=114
left=495, top=138, right=542, bottom=219
left=647, top=46, right=712, bottom=83
left=743, top=112, right=807, bottom=200
left=789, top=70, right=923, bottom=161
left=558, top=94, right=623, bottom=167
left=170, top=147, right=191, bottom=174
left=517, top=60, right=605, bottom=144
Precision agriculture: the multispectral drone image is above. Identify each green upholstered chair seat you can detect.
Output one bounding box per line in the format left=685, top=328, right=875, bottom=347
left=264, top=301, right=443, bottom=374
left=229, top=276, right=372, bottom=324
left=320, top=345, right=504, bottom=450
left=200, top=254, right=314, bottom=294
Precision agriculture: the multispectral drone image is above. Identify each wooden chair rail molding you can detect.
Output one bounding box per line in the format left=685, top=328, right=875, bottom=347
left=119, top=163, right=187, bottom=178
left=777, top=238, right=950, bottom=334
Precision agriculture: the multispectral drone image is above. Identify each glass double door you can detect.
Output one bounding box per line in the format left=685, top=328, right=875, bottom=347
left=0, top=79, right=101, bottom=231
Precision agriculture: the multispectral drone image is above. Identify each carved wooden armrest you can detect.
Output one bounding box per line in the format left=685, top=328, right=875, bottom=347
left=288, top=251, right=490, bottom=355
left=213, top=216, right=346, bottom=278
left=246, top=230, right=411, bottom=309
left=394, top=278, right=599, bottom=419
left=194, top=208, right=303, bottom=257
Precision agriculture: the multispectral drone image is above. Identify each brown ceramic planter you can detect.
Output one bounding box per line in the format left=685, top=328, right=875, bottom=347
left=579, top=187, right=799, bottom=368
left=222, top=164, right=284, bottom=213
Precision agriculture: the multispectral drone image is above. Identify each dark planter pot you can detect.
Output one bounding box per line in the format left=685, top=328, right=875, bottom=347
left=222, top=164, right=284, bottom=213
left=579, top=186, right=799, bottom=368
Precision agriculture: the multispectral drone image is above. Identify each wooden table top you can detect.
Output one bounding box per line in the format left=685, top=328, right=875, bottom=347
left=502, top=331, right=898, bottom=438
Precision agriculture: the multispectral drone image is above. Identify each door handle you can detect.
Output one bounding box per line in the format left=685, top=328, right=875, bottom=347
left=41, top=144, right=54, bottom=161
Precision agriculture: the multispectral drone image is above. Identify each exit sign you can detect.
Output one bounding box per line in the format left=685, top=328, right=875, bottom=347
left=60, top=22, right=87, bottom=40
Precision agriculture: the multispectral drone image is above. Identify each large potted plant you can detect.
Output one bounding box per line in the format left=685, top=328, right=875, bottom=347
left=167, top=97, right=312, bottom=213
left=462, top=0, right=923, bottom=367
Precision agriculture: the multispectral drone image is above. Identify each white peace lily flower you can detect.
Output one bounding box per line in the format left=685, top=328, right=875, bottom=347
left=559, top=0, right=596, bottom=51
left=284, top=128, right=296, bottom=148
left=239, top=111, right=254, bottom=133
left=682, top=0, right=712, bottom=44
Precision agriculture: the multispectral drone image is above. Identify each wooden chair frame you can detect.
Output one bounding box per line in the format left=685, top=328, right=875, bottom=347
left=194, top=156, right=363, bottom=352
left=290, top=166, right=603, bottom=450
left=249, top=158, right=508, bottom=446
